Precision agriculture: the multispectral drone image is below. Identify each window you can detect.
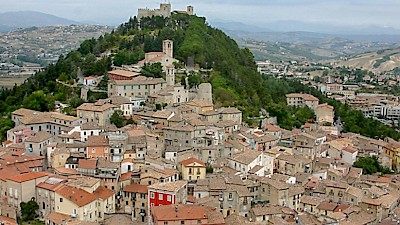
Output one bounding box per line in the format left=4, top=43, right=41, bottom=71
left=159, top=194, right=163, bottom=200
left=164, top=222, right=168, bottom=225
left=138, top=85, right=141, bottom=90
left=60, top=198, right=63, bottom=202
left=124, top=85, right=126, bottom=90
left=167, top=195, right=171, bottom=202
left=104, top=148, right=108, bottom=153
left=181, top=221, right=185, bottom=225
left=151, top=192, right=154, bottom=199
left=92, top=148, right=96, bottom=153
left=131, top=85, right=134, bottom=90
left=228, top=193, right=233, bottom=200
left=145, top=85, right=148, bottom=89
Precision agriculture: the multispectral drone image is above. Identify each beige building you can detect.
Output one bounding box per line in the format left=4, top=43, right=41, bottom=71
left=36, top=177, right=66, bottom=218
left=315, top=103, right=334, bottom=125
left=179, top=157, right=206, bottom=182
left=24, top=131, right=53, bottom=156
left=108, top=75, right=167, bottom=99
left=286, top=93, right=319, bottom=110
left=122, top=183, right=148, bottom=223
left=76, top=101, right=118, bottom=127
left=11, top=108, right=83, bottom=136
left=260, top=178, right=289, bottom=206
left=186, top=100, right=214, bottom=114
left=54, top=185, right=97, bottom=222
left=6, top=172, right=49, bottom=210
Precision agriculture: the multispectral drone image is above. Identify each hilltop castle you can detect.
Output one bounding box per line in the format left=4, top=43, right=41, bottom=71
left=137, top=3, right=194, bottom=20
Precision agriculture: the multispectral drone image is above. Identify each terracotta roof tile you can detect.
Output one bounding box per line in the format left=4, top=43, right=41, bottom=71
left=93, top=186, right=114, bottom=200
left=45, top=212, right=70, bottom=224
left=151, top=204, right=224, bottom=223
left=77, top=159, right=97, bottom=170
left=180, top=157, right=206, bottom=167
left=123, top=183, right=148, bottom=194
left=56, top=185, right=96, bottom=207
left=7, top=171, right=48, bottom=183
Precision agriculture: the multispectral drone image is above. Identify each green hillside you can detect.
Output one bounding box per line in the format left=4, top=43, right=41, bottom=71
left=0, top=13, right=399, bottom=141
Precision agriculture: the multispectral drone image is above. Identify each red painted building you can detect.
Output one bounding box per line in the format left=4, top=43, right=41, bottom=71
left=148, top=180, right=187, bottom=211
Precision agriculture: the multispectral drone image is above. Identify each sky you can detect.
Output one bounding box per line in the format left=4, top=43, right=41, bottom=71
left=1, top=0, right=400, bottom=30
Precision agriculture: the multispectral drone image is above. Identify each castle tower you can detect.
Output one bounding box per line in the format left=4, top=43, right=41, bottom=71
left=163, top=40, right=174, bottom=58
left=187, top=6, right=194, bottom=15
left=160, top=3, right=172, bottom=17
left=166, top=66, right=175, bottom=86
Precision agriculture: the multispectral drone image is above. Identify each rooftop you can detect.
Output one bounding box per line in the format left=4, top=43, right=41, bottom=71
left=148, top=180, right=187, bottom=192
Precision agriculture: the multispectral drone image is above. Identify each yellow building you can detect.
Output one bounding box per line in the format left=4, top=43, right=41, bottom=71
left=384, top=141, right=400, bottom=172
left=54, top=185, right=97, bottom=222
left=179, top=157, right=206, bottom=182
left=54, top=184, right=115, bottom=222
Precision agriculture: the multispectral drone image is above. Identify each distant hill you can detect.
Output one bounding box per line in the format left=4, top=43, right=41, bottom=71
left=0, top=11, right=81, bottom=32
left=331, top=48, right=400, bottom=73
left=210, top=21, right=400, bottom=44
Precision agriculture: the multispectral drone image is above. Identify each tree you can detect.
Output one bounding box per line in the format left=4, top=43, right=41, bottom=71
left=110, top=110, right=124, bottom=128
left=206, top=164, right=213, bottom=173
left=141, top=63, right=163, bottom=78
left=22, top=90, right=55, bottom=111
left=20, top=198, right=39, bottom=221
left=353, top=156, right=392, bottom=175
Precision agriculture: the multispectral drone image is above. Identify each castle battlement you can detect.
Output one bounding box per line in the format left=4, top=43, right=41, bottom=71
left=137, top=3, right=194, bottom=20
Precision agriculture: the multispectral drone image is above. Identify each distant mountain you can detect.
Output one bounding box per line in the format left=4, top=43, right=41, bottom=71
left=0, top=11, right=81, bottom=32
left=212, top=19, right=400, bottom=43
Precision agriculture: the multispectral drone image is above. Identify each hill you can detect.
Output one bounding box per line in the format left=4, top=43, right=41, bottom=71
left=0, top=13, right=399, bottom=141
left=0, top=11, right=80, bottom=32
left=225, top=30, right=400, bottom=62
left=329, top=48, right=400, bottom=73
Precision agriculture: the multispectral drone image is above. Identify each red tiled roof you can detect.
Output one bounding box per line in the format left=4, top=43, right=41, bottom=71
left=77, top=159, right=97, bottom=170
left=45, top=212, right=70, bottom=224
left=152, top=204, right=224, bottom=223
left=7, top=171, right=48, bottom=183
left=56, top=185, right=96, bottom=207
left=37, top=182, right=64, bottom=192
left=119, top=172, right=132, bottom=182
left=123, top=183, right=148, bottom=194
left=180, top=157, right=206, bottom=167
left=93, top=186, right=114, bottom=200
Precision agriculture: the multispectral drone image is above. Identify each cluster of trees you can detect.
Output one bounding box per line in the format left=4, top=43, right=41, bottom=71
left=353, top=156, right=392, bottom=175
left=110, top=110, right=135, bottom=128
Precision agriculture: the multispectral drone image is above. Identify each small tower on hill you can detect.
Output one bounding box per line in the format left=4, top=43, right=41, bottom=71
left=187, top=6, right=194, bottom=15
left=166, top=66, right=175, bottom=86
left=163, top=40, right=174, bottom=58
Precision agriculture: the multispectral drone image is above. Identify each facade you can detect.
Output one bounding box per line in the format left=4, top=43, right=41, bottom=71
left=108, top=76, right=166, bottom=99
left=179, top=157, right=206, bottom=182
left=6, top=172, right=48, bottom=210
left=76, top=101, right=117, bottom=127
left=315, top=103, right=334, bottom=125
left=122, top=183, right=148, bottom=223
left=148, top=180, right=187, bottom=213
left=86, top=136, right=110, bottom=159
left=151, top=204, right=224, bottom=225
left=24, top=131, right=53, bottom=156
left=11, top=108, right=83, bottom=136
left=286, top=93, right=319, bottom=110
